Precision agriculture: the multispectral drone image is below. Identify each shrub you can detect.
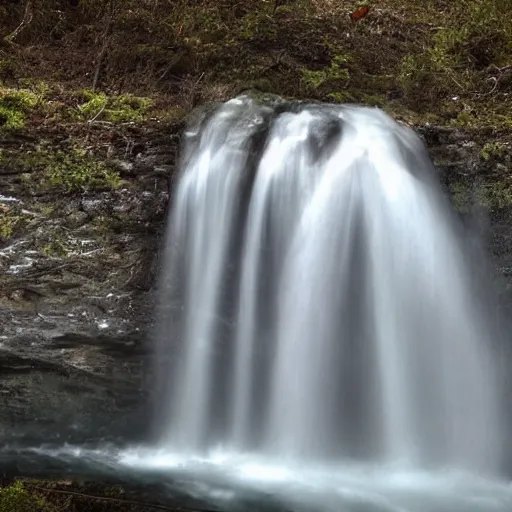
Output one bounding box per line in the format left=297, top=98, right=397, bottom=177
left=0, top=481, right=53, bottom=512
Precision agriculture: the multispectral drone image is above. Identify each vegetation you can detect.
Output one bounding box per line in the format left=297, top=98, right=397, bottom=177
left=0, top=86, right=39, bottom=131
left=0, top=206, right=28, bottom=241
left=0, top=0, right=510, bottom=127
left=71, top=90, right=153, bottom=123
left=1, top=0, right=511, bottom=224
left=0, top=479, right=171, bottom=511
left=0, top=481, right=54, bottom=512
left=1, top=145, right=123, bottom=194
left=39, top=147, right=123, bottom=193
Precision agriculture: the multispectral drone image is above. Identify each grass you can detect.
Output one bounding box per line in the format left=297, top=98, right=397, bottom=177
left=0, top=0, right=510, bottom=128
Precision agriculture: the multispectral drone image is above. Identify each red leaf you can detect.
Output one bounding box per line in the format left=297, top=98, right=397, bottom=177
left=350, top=6, right=370, bottom=21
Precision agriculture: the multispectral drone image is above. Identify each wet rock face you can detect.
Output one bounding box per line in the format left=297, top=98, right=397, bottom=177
left=421, top=126, right=512, bottom=307
left=0, top=124, right=181, bottom=447
left=1, top=119, right=511, bottom=451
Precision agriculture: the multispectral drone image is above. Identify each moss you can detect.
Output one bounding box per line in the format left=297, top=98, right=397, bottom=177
left=41, top=148, right=123, bottom=193
left=0, top=480, right=54, bottom=512
left=41, top=239, right=69, bottom=257
left=73, top=90, right=153, bottom=123
left=0, top=87, right=40, bottom=131
left=16, top=79, right=51, bottom=97
left=0, top=206, right=29, bottom=241
left=0, top=104, right=24, bottom=130
left=3, top=0, right=512, bottom=129
left=449, top=180, right=512, bottom=214
left=300, top=54, right=350, bottom=94
left=327, top=91, right=356, bottom=103
left=480, top=182, right=512, bottom=211
left=481, top=142, right=508, bottom=161
left=0, top=57, right=18, bottom=81
left=1, top=146, right=123, bottom=194
left=452, top=110, right=476, bottom=127
left=238, top=11, right=277, bottom=40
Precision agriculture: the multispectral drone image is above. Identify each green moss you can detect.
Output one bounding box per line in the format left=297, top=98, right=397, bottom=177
left=41, top=239, right=69, bottom=257
left=450, top=180, right=512, bottom=213
left=17, top=79, right=51, bottom=97
left=2, top=0, right=512, bottom=130
left=0, top=212, right=19, bottom=240
left=300, top=54, right=350, bottom=93
left=480, top=182, right=512, bottom=211
left=41, top=147, right=123, bottom=193
left=0, top=481, right=54, bottom=512
left=327, top=92, right=356, bottom=103
left=0, top=87, right=40, bottom=131
left=0, top=57, right=17, bottom=81
left=1, top=146, right=123, bottom=193
left=73, top=89, right=153, bottom=122
left=452, top=110, right=476, bottom=127
left=238, top=11, right=277, bottom=40
left=0, top=104, right=25, bottom=130
left=481, top=142, right=508, bottom=161
left=0, top=206, right=29, bottom=241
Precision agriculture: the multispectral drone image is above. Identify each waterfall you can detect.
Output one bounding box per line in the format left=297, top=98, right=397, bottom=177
left=152, top=95, right=502, bottom=474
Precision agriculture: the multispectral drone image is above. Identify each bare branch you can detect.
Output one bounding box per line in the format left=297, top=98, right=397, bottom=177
left=92, top=0, right=117, bottom=92
left=5, top=0, right=33, bottom=43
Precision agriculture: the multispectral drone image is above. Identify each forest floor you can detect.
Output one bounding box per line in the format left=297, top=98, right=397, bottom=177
left=1, top=0, right=511, bottom=133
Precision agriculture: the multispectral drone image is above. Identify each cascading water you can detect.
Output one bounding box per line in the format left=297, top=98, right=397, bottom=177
left=141, top=95, right=510, bottom=510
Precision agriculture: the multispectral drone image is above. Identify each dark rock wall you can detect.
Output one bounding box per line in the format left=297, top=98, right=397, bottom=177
left=0, top=121, right=511, bottom=451
left=0, top=124, right=181, bottom=446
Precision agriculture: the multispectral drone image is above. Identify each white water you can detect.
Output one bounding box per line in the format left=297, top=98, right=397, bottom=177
left=147, top=96, right=508, bottom=510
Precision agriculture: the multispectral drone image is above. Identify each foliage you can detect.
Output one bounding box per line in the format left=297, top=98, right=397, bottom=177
left=481, top=182, right=512, bottom=210
left=0, top=481, right=53, bottom=512
left=41, top=238, right=69, bottom=257
left=449, top=178, right=512, bottom=214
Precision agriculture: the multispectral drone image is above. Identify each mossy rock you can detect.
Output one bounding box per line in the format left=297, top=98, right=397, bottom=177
left=1, top=146, right=123, bottom=194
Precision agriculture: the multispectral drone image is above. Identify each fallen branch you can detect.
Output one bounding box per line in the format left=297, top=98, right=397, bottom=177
left=92, top=0, right=117, bottom=92
left=5, top=0, right=33, bottom=43
left=29, top=485, right=220, bottom=512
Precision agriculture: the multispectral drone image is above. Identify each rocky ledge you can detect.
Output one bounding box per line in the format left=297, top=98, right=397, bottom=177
left=0, top=121, right=181, bottom=446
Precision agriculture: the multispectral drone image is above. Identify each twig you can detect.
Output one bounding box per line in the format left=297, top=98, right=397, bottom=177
left=89, top=102, right=107, bottom=123
left=157, top=51, right=189, bottom=82
left=193, top=72, right=205, bottom=89
left=485, top=76, right=499, bottom=96
left=92, top=0, right=116, bottom=92
left=23, top=262, right=71, bottom=279
left=447, top=70, right=465, bottom=91
left=29, top=485, right=220, bottom=512
left=5, top=0, right=33, bottom=43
